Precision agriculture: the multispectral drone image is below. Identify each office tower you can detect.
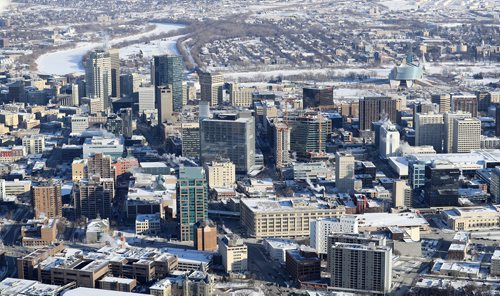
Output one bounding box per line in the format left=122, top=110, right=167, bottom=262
left=194, top=220, right=218, bottom=251
left=105, top=114, right=123, bottom=136
left=200, top=112, right=255, bottom=174
left=229, top=82, right=254, bottom=108
left=392, top=180, right=412, bottom=208
left=359, top=97, right=397, bottom=130
left=302, top=86, right=334, bottom=108
left=153, top=55, right=183, bottom=112
left=274, top=122, right=291, bottom=168
left=206, top=160, right=235, bottom=189
left=22, top=135, right=45, bottom=154
left=108, top=48, right=120, bottom=98
left=87, top=152, right=113, bottom=179
left=425, top=162, right=461, bottom=206
left=379, top=122, right=400, bottom=158
left=120, top=73, right=140, bottom=97
left=181, top=122, right=200, bottom=158
left=138, top=85, right=155, bottom=113
left=118, top=108, right=133, bottom=138
left=452, top=118, right=481, bottom=153
left=476, top=91, right=491, bottom=112
left=157, top=85, right=173, bottom=123
left=71, top=116, right=89, bottom=134
left=335, top=152, right=355, bottom=193
left=32, top=182, right=62, bottom=219
left=443, top=111, right=471, bottom=153
left=177, top=167, right=208, bottom=241
left=85, top=49, right=112, bottom=110
left=286, top=247, right=321, bottom=282
left=431, top=94, right=451, bottom=113
left=329, top=243, right=392, bottom=294
left=199, top=71, right=224, bottom=106
left=71, top=83, right=79, bottom=106
left=74, top=176, right=115, bottom=219
left=289, top=113, right=330, bottom=159
left=219, top=235, right=248, bottom=273
left=414, top=112, right=443, bottom=152
left=451, top=93, right=478, bottom=117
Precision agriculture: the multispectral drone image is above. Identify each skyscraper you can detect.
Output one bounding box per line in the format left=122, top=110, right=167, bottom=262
left=153, top=55, right=183, bottom=112
left=451, top=93, right=478, bottom=117
left=289, top=113, right=330, bottom=159
left=274, top=122, right=291, bottom=168
left=329, top=243, right=392, bottom=294
left=87, top=152, right=113, bottom=179
left=200, top=112, right=255, bottom=173
left=108, top=48, right=120, bottom=98
left=359, top=97, right=397, bottom=131
left=335, top=152, right=355, bottom=193
left=74, top=176, right=114, bottom=219
left=177, top=167, right=208, bottom=241
left=452, top=118, right=481, bottom=153
left=443, top=111, right=471, bottom=153
left=157, top=85, right=173, bottom=123
left=379, top=122, right=400, bottom=158
left=119, top=108, right=133, bottom=138
left=32, top=182, right=62, bottom=219
left=85, top=49, right=112, bottom=110
left=414, top=112, right=443, bottom=152
left=431, top=94, right=451, bottom=113
left=199, top=71, right=224, bottom=106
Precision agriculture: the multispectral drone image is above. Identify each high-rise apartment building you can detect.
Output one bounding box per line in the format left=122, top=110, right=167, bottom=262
left=108, top=48, right=120, bottom=98
left=74, top=176, right=115, bottom=219
left=87, top=152, right=113, bottom=179
left=138, top=85, right=155, bottom=113
left=32, top=182, right=62, bottom=219
left=200, top=112, right=255, bottom=174
left=153, top=55, right=183, bottom=112
left=310, top=216, right=359, bottom=255
left=335, top=152, right=355, bottom=193
left=329, top=243, right=392, bottom=294
left=177, top=167, right=208, bottom=241
left=414, top=112, right=443, bottom=153
left=206, top=160, right=235, bottom=189
left=443, top=111, right=471, bottom=153
left=452, top=118, right=481, bottom=153
left=72, top=159, right=87, bottom=182
left=431, top=94, right=451, bottom=113
left=85, top=49, right=112, bottom=110
left=199, top=71, right=224, bottom=106
left=22, top=135, right=45, bottom=154
left=358, top=97, right=397, bottom=130
left=451, top=93, right=478, bottom=117
left=274, top=122, right=291, bottom=168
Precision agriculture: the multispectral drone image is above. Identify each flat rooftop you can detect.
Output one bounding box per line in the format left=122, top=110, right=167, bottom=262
left=357, top=212, right=428, bottom=228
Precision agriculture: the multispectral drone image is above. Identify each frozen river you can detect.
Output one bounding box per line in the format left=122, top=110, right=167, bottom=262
left=36, top=23, right=185, bottom=75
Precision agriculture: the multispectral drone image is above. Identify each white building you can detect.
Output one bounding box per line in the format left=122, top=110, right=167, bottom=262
left=82, top=136, right=124, bottom=159
left=263, top=238, right=298, bottom=264
left=415, top=112, right=443, bottom=153
left=206, top=160, right=235, bottom=189
left=491, top=250, right=500, bottom=276
left=71, top=115, right=89, bottom=134
left=444, top=112, right=471, bottom=153
left=85, top=49, right=112, bottom=110
left=310, top=216, right=359, bottom=255
left=335, top=152, right=355, bottom=193
left=86, top=218, right=110, bottom=243
left=218, top=235, right=248, bottom=273
left=453, top=118, right=481, bottom=153
left=379, top=122, right=400, bottom=158
left=135, top=213, right=161, bottom=235
left=22, top=135, right=45, bottom=155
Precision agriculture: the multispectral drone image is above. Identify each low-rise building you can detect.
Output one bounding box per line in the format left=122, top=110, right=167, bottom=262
left=98, top=276, right=137, bottom=292
left=135, top=213, right=161, bottom=235
left=218, top=235, right=248, bottom=273
left=443, top=206, right=500, bottom=231
left=491, top=250, right=500, bottom=276
left=240, top=198, right=345, bottom=239
left=285, top=246, right=321, bottom=282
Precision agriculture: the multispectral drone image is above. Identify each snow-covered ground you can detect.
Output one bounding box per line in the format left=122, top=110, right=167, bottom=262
left=119, top=34, right=186, bottom=60
left=36, top=23, right=184, bottom=75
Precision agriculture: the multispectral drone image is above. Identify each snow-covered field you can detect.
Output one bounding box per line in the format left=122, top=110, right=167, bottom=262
left=36, top=23, right=184, bottom=75
left=119, top=34, right=186, bottom=60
